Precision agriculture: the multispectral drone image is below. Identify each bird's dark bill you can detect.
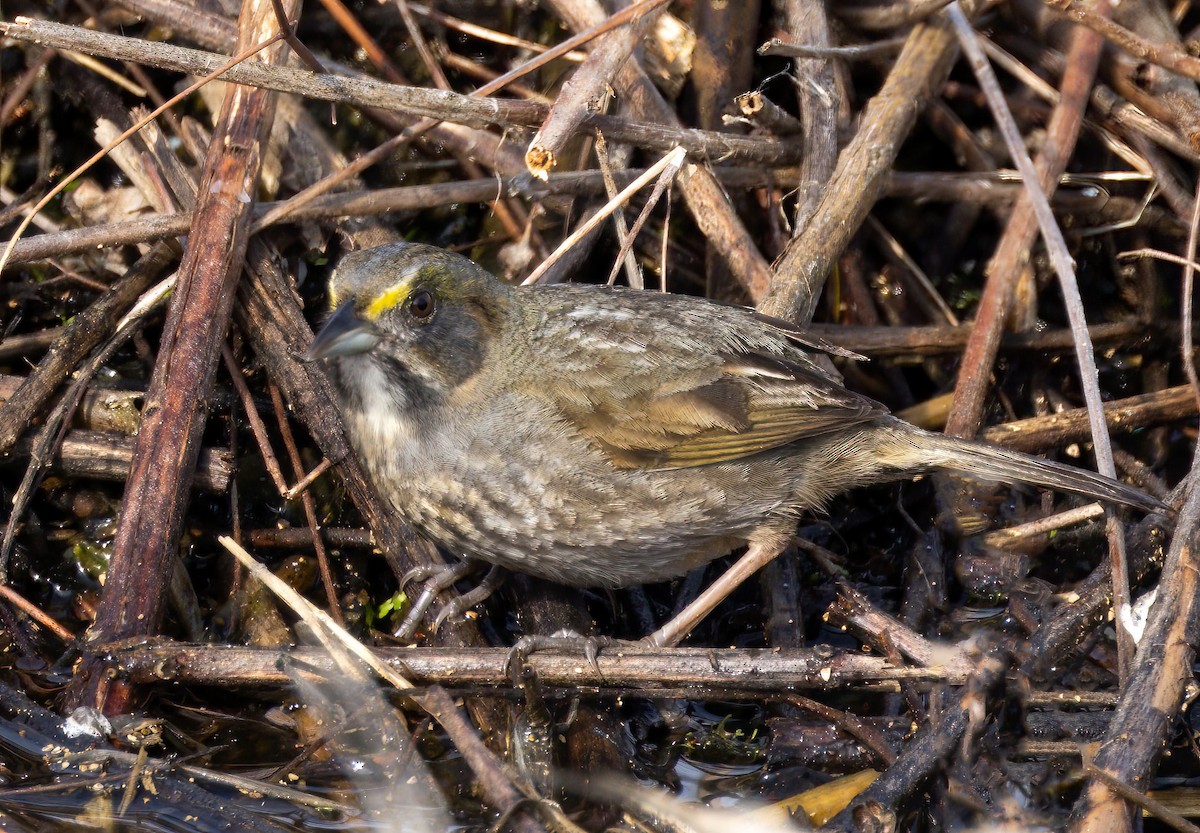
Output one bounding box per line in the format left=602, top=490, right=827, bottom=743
left=308, top=303, right=381, bottom=360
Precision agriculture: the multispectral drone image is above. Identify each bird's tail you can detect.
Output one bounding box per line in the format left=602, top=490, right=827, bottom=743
left=881, top=419, right=1166, bottom=515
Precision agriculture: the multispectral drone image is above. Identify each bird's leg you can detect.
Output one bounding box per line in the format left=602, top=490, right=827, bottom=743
left=642, top=541, right=786, bottom=647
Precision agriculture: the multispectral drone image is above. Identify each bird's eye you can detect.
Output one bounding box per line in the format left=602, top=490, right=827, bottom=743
left=408, top=289, right=435, bottom=320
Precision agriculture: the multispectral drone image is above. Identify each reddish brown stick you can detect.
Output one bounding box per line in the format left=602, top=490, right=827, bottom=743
left=72, top=0, right=296, bottom=713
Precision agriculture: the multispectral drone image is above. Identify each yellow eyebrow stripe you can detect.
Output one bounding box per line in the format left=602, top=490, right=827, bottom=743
left=364, top=281, right=414, bottom=320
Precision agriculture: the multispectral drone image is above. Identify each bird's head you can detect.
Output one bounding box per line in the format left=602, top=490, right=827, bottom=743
left=309, top=242, right=513, bottom=410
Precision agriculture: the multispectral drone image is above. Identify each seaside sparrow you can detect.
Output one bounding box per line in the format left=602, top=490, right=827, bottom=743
left=309, top=242, right=1163, bottom=645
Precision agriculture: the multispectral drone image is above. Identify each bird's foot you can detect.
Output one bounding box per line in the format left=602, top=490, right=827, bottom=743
left=399, top=559, right=478, bottom=592
left=393, top=560, right=502, bottom=640
left=508, top=631, right=615, bottom=679
left=431, top=565, right=506, bottom=632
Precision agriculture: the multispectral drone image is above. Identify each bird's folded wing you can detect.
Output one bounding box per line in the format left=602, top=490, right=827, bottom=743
left=550, top=352, right=886, bottom=470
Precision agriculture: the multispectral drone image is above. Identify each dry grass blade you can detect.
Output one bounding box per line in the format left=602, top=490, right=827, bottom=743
left=523, top=146, right=687, bottom=285
left=220, top=536, right=413, bottom=690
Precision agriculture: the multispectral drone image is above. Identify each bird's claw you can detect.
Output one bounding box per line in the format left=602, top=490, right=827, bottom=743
left=430, top=565, right=506, bottom=632
left=393, top=560, right=500, bottom=641
left=507, top=632, right=614, bottom=680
